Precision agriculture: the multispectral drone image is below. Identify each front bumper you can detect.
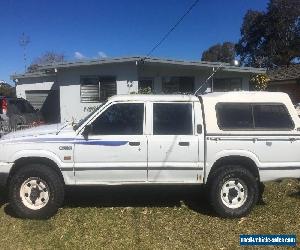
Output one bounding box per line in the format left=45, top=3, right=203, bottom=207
left=0, top=162, right=13, bottom=188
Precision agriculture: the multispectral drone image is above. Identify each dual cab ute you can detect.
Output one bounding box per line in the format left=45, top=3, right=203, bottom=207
left=0, top=92, right=300, bottom=219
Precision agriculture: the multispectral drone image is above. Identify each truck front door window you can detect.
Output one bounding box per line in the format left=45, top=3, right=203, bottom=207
left=91, top=103, right=144, bottom=135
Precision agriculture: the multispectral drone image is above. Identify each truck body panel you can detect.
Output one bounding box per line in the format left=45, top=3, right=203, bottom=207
left=1, top=92, right=300, bottom=187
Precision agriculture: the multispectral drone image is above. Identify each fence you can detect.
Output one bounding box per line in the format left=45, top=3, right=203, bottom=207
left=0, top=123, right=36, bottom=137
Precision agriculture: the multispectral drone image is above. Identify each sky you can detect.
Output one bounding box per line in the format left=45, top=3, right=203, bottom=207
left=0, top=0, right=269, bottom=84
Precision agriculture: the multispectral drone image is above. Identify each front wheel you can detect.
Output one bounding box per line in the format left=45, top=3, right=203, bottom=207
left=9, top=164, right=64, bottom=219
left=208, top=166, right=259, bottom=218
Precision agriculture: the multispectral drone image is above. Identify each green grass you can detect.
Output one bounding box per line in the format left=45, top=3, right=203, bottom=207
left=0, top=180, right=300, bottom=249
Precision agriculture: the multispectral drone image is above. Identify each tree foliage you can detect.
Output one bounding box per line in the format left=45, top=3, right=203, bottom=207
left=0, top=85, right=15, bottom=97
left=236, top=0, right=300, bottom=68
left=138, top=86, right=152, bottom=94
left=27, top=51, right=65, bottom=72
left=201, top=42, right=236, bottom=63
left=250, top=74, right=270, bottom=91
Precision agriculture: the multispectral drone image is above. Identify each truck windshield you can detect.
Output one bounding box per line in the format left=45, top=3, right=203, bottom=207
left=73, top=103, right=105, bottom=131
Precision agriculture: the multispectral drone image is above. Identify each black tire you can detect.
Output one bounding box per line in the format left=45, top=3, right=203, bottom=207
left=208, top=166, right=259, bottom=218
left=8, top=164, right=64, bottom=219
left=257, top=182, right=265, bottom=204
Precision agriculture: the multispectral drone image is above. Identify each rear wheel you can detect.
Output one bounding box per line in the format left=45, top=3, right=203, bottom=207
left=9, top=164, right=64, bottom=219
left=208, top=166, right=258, bottom=218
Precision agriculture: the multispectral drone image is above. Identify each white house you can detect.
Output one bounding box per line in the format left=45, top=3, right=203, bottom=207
left=11, top=56, right=265, bottom=123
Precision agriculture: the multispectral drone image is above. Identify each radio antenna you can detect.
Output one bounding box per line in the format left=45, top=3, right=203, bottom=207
left=19, top=32, right=30, bottom=71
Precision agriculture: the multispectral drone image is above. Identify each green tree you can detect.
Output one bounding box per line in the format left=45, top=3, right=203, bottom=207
left=201, top=42, right=236, bottom=63
left=236, top=0, right=300, bottom=68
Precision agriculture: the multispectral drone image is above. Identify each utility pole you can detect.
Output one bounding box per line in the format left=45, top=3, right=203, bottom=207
left=19, top=32, right=30, bottom=71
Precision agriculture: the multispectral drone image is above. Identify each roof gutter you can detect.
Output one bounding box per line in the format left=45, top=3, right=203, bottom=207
left=10, top=56, right=266, bottom=80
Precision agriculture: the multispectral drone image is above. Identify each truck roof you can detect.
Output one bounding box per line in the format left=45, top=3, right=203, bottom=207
left=201, top=91, right=291, bottom=103
left=108, top=94, right=199, bottom=102
left=108, top=91, right=291, bottom=103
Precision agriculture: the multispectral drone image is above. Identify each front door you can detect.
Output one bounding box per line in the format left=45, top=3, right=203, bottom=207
left=74, top=102, right=147, bottom=184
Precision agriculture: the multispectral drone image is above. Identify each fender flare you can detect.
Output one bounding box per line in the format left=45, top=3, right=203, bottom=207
left=9, top=150, right=75, bottom=185
left=205, top=150, right=261, bottom=183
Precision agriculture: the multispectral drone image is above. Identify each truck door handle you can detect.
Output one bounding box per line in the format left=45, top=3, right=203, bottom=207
left=178, top=141, right=189, bottom=146
left=129, top=141, right=140, bottom=146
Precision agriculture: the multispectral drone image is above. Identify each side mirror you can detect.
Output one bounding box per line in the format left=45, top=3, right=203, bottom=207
left=82, top=124, right=92, bottom=139
left=197, top=124, right=203, bottom=134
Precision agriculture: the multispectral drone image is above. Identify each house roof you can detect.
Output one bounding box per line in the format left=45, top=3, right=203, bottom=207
left=0, top=81, right=12, bottom=88
left=11, top=56, right=266, bottom=80
left=268, top=64, right=300, bottom=81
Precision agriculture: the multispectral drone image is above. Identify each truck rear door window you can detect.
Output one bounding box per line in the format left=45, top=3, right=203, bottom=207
left=153, top=103, right=193, bottom=135
left=216, top=103, right=294, bottom=130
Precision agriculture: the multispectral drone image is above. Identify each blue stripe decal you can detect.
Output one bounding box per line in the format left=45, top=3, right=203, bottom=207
left=74, top=140, right=128, bottom=146
left=6, top=138, right=128, bottom=146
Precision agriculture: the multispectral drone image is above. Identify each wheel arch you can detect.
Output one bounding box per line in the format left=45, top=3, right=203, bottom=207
left=8, top=157, right=65, bottom=186
left=206, top=155, right=260, bottom=184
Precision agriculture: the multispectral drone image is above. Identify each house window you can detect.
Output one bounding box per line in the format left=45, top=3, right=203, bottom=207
left=216, top=103, right=294, bottom=130
left=99, top=76, right=117, bottom=101
left=80, top=76, right=116, bottom=103
left=139, top=78, right=153, bottom=92
left=213, top=78, right=242, bottom=92
left=80, top=76, right=100, bottom=103
left=162, top=76, right=194, bottom=94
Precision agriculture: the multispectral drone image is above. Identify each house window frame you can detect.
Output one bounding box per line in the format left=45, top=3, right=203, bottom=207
left=162, top=76, right=195, bottom=94
left=80, top=75, right=116, bottom=103
left=213, top=77, right=243, bottom=92
left=138, top=77, right=154, bottom=92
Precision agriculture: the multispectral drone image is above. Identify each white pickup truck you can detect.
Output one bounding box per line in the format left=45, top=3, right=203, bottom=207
left=0, top=92, right=300, bottom=219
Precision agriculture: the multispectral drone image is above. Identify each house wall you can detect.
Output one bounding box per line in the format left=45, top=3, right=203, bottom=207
left=15, top=62, right=254, bottom=124
left=15, top=76, right=56, bottom=99
left=58, top=62, right=138, bottom=122
left=267, top=79, right=300, bottom=104
left=212, top=71, right=250, bottom=91
left=138, top=64, right=251, bottom=94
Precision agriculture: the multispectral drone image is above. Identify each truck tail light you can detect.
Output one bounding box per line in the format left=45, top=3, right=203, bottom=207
left=0, top=98, right=7, bottom=115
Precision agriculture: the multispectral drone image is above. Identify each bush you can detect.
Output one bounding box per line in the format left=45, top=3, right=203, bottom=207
left=250, top=74, right=270, bottom=91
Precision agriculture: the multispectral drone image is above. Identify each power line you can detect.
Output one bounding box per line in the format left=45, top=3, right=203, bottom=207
left=146, top=0, right=200, bottom=56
